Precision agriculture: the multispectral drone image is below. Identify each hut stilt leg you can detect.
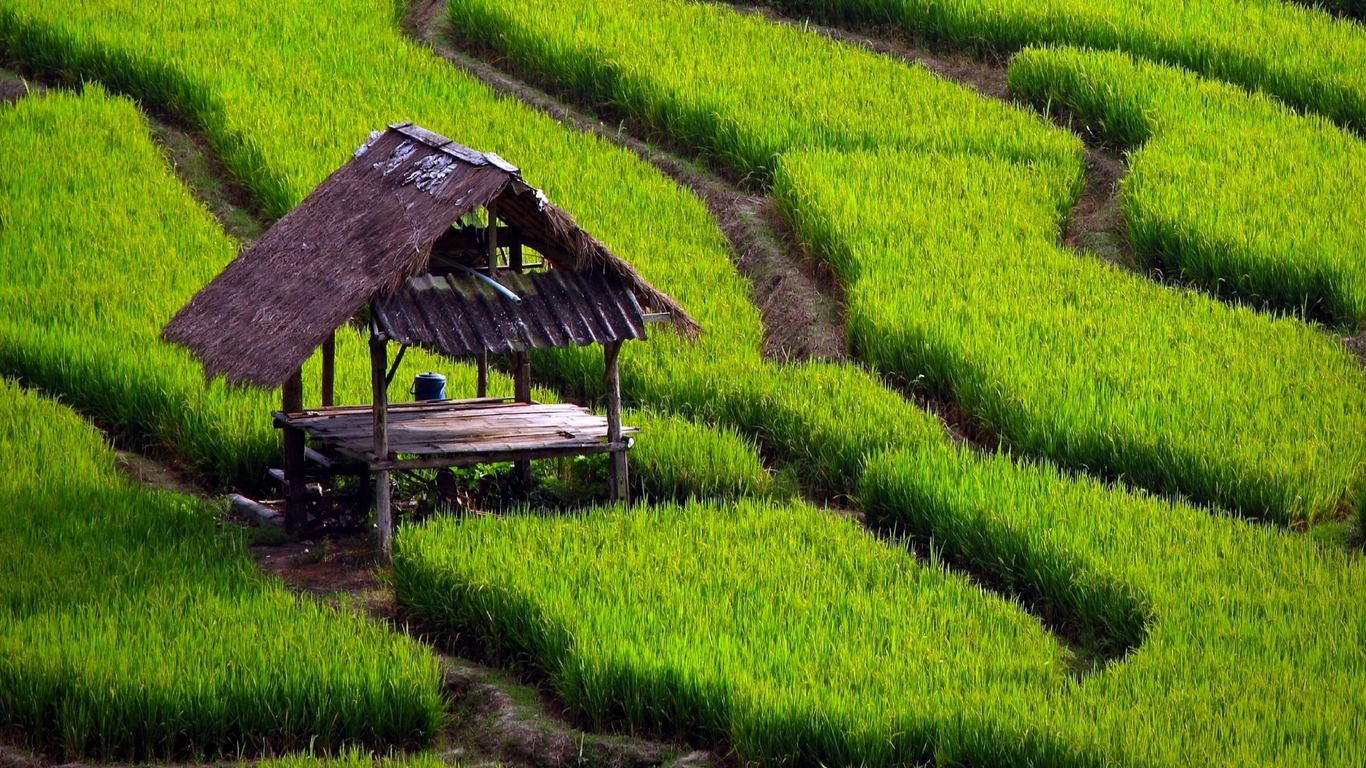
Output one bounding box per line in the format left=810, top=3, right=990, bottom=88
left=603, top=341, right=628, bottom=504
left=370, top=321, right=392, bottom=564
left=282, top=367, right=307, bottom=532
left=513, top=350, right=532, bottom=489
left=477, top=351, right=488, bottom=398
left=321, top=331, right=335, bottom=407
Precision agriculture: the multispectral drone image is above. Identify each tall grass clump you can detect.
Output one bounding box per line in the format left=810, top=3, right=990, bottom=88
left=434, top=0, right=1366, bottom=523
left=394, top=500, right=1089, bottom=767
left=1010, top=46, right=1366, bottom=330
left=861, top=443, right=1366, bottom=766
left=0, top=378, right=445, bottom=760
left=736, top=0, right=1366, bottom=133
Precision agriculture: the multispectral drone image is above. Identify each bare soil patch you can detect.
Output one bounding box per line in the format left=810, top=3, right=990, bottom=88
left=0, top=70, right=40, bottom=104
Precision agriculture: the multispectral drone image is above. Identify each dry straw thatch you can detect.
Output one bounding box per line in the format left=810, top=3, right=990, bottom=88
left=163, top=123, right=698, bottom=388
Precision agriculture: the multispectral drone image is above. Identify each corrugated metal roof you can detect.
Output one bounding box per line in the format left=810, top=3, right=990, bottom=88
left=372, top=268, right=648, bottom=355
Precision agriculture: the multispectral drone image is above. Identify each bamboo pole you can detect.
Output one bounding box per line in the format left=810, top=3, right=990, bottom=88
left=321, top=331, right=336, bottom=407
left=370, top=321, right=392, bottom=564
left=479, top=201, right=498, bottom=398
left=514, top=349, right=532, bottom=488
left=603, top=341, right=628, bottom=504
left=282, top=367, right=307, bottom=532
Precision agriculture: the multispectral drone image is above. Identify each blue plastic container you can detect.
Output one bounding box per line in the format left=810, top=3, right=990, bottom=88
left=412, top=372, right=447, bottom=401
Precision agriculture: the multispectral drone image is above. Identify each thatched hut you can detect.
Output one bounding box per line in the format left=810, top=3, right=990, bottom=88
left=164, top=122, right=696, bottom=560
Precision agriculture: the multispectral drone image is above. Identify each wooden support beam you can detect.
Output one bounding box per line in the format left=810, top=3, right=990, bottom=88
left=282, top=367, right=307, bottom=532
left=513, top=349, right=532, bottom=488
left=477, top=351, right=488, bottom=398
left=321, top=331, right=336, bottom=407
left=603, top=341, right=628, bottom=504
left=370, top=321, right=392, bottom=565
left=486, top=200, right=498, bottom=277
left=510, top=229, right=523, bottom=273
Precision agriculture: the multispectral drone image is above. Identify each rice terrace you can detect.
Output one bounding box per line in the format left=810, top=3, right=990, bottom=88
left=2, top=0, right=1365, bottom=765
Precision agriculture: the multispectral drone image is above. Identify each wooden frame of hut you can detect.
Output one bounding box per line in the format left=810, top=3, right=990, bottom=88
left=163, top=123, right=698, bottom=561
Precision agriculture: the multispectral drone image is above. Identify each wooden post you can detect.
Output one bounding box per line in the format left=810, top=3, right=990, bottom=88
left=282, top=367, right=307, bottom=532
left=486, top=200, right=498, bottom=276
left=370, top=322, right=392, bottom=564
left=513, top=349, right=532, bottom=488
left=603, top=341, right=628, bottom=504
left=479, top=201, right=498, bottom=398
left=320, top=331, right=335, bottom=407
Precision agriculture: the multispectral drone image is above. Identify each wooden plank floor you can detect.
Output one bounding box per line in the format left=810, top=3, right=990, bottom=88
left=274, top=398, right=635, bottom=463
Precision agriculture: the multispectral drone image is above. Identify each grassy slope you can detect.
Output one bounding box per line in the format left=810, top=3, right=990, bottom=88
left=395, top=501, right=1086, bottom=767
left=0, top=0, right=959, bottom=502
left=440, top=0, right=1366, bottom=524
left=397, top=482, right=1366, bottom=766
left=1009, top=46, right=1366, bottom=330
left=774, top=147, right=1366, bottom=523
left=0, top=70, right=767, bottom=500
left=740, top=0, right=1366, bottom=131
left=2, top=0, right=1363, bottom=764
left=862, top=444, right=1366, bottom=766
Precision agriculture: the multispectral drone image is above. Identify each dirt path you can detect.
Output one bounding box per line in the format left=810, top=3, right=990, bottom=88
left=403, top=0, right=846, bottom=363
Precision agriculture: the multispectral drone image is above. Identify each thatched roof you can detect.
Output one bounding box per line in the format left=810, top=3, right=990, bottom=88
left=163, top=122, right=699, bottom=388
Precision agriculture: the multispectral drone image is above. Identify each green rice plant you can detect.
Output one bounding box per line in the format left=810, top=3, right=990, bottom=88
left=0, top=377, right=446, bottom=760
left=1009, top=46, right=1366, bottom=330
left=622, top=409, right=775, bottom=502
left=860, top=442, right=1366, bottom=766
left=445, top=0, right=1081, bottom=188
left=395, top=484, right=1366, bottom=766
left=0, top=83, right=764, bottom=500
left=737, top=0, right=1366, bottom=133
left=393, top=501, right=1089, bottom=767
left=258, top=748, right=455, bottom=768
left=0, top=0, right=961, bottom=503
left=774, top=146, right=1366, bottom=524
left=435, top=0, right=1366, bottom=523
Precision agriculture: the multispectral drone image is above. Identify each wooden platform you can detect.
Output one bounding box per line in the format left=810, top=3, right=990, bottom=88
left=273, top=397, right=635, bottom=471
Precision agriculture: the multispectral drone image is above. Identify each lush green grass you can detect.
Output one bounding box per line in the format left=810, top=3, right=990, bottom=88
left=0, top=0, right=965, bottom=504
left=1009, top=46, right=1366, bottom=330
left=0, top=374, right=446, bottom=761
left=437, top=0, right=1366, bottom=523
left=0, top=81, right=766, bottom=499
left=394, top=501, right=1086, bottom=767
left=447, top=0, right=1080, bottom=187
left=395, top=483, right=1366, bottom=766
left=775, top=147, right=1366, bottom=524
left=739, top=0, right=1366, bottom=133
left=861, top=443, right=1366, bottom=766
left=258, top=748, right=455, bottom=768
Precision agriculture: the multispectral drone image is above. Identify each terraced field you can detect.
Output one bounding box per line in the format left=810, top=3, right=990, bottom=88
left=0, top=0, right=1363, bottom=765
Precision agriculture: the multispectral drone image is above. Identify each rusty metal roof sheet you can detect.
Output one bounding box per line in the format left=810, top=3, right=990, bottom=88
left=372, top=268, right=648, bottom=355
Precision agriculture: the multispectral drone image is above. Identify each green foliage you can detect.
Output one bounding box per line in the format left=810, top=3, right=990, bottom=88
left=439, top=0, right=1366, bottom=522
left=0, top=0, right=965, bottom=504
left=258, top=748, right=456, bottom=768
left=860, top=443, right=1366, bottom=766
left=0, top=85, right=503, bottom=491
left=737, top=0, right=1366, bottom=132
left=624, top=409, right=775, bottom=502
left=446, top=0, right=1079, bottom=186
left=393, top=501, right=1084, bottom=767
left=1010, top=46, right=1366, bottom=330
left=774, top=146, right=1366, bottom=524
left=0, top=377, right=445, bottom=760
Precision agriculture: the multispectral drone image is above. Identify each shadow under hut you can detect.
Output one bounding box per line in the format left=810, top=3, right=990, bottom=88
left=163, top=122, right=698, bottom=561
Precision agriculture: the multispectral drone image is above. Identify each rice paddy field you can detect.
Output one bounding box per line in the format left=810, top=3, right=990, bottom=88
left=0, top=0, right=1363, bottom=765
